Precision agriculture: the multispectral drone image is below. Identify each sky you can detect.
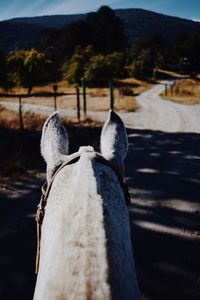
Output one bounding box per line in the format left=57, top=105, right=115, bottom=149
left=0, top=0, right=200, bottom=22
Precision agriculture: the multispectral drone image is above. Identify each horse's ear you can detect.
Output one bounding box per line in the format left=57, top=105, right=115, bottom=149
left=100, top=110, right=128, bottom=170
left=41, top=112, right=69, bottom=179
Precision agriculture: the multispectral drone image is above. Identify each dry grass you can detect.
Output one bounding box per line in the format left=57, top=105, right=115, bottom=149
left=0, top=81, right=74, bottom=95
left=172, top=79, right=200, bottom=96
left=160, top=79, right=200, bottom=105
left=0, top=79, right=150, bottom=96
left=116, top=78, right=151, bottom=95
left=0, top=106, right=101, bottom=131
left=0, top=106, right=47, bottom=130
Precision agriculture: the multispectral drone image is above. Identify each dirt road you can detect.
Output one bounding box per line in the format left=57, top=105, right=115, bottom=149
left=125, top=83, right=200, bottom=299
left=130, top=82, right=200, bottom=132
left=0, top=83, right=200, bottom=300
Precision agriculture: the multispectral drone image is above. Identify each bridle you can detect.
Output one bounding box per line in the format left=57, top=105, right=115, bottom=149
left=35, top=152, right=131, bottom=273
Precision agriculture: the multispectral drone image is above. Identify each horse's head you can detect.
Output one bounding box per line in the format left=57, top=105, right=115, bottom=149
left=34, top=111, right=140, bottom=300
left=41, top=110, right=128, bottom=183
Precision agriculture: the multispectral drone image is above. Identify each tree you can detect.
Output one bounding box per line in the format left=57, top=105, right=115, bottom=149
left=86, top=6, right=128, bottom=53
left=66, top=45, right=95, bottom=85
left=129, top=35, right=166, bottom=79
left=0, top=49, right=11, bottom=89
left=172, top=33, right=200, bottom=73
left=66, top=55, right=85, bottom=85
left=84, top=54, right=118, bottom=86
left=7, top=49, right=53, bottom=93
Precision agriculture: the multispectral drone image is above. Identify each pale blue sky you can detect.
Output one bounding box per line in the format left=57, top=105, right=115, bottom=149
left=0, top=0, right=200, bottom=21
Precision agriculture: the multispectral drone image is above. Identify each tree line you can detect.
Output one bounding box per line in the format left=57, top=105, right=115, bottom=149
left=0, top=6, right=200, bottom=92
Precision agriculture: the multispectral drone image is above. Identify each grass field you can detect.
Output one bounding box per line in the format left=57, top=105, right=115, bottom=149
left=160, top=78, right=200, bottom=105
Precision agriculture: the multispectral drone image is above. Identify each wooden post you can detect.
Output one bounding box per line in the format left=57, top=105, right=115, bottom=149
left=18, top=96, right=24, bottom=131
left=120, top=86, right=124, bottom=100
left=170, top=84, right=173, bottom=95
left=76, top=87, right=80, bottom=121
left=109, top=80, right=114, bottom=110
left=165, top=84, right=167, bottom=96
left=54, top=94, right=57, bottom=111
left=82, top=79, right=87, bottom=117
left=53, top=84, right=58, bottom=111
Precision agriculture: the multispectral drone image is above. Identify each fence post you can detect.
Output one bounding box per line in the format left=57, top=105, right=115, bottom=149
left=18, top=96, right=24, bottom=131
left=109, top=80, right=114, bottom=110
left=120, top=86, right=124, bottom=100
left=82, top=79, right=87, bottom=117
left=165, top=84, right=167, bottom=96
left=54, top=94, right=57, bottom=111
left=53, top=84, right=58, bottom=111
left=76, top=87, right=80, bottom=121
left=170, top=84, right=173, bottom=95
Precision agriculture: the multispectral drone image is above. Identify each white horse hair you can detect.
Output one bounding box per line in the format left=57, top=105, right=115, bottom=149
left=34, top=110, right=140, bottom=300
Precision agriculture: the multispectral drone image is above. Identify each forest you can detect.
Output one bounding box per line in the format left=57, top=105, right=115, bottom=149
left=0, top=6, right=200, bottom=91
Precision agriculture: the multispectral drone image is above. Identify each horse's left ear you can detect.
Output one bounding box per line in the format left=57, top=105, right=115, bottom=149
left=100, top=110, right=128, bottom=171
left=41, top=112, right=69, bottom=180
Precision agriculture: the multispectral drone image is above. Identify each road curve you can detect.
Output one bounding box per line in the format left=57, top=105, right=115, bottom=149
left=123, top=82, right=200, bottom=132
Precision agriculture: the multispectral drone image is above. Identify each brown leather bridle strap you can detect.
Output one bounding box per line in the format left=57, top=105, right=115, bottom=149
left=35, top=154, right=81, bottom=273
left=35, top=153, right=130, bottom=273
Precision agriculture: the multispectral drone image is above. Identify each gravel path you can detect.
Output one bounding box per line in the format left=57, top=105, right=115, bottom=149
left=132, top=82, right=200, bottom=132
left=0, top=83, right=200, bottom=300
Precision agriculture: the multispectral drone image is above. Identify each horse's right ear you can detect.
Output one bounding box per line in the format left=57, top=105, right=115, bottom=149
left=100, top=110, right=128, bottom=171
left=41, top=112, right=69, bottom=180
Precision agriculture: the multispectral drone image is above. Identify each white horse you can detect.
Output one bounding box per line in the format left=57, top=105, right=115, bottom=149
left=34, top=110, right=140, bottom=300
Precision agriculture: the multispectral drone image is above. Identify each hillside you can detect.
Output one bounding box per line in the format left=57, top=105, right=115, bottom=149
left=115, top=9, right=200, bottom=43
left=0, top=22, right=43, bottom=52
left=1, top=8, right=200, bottom=52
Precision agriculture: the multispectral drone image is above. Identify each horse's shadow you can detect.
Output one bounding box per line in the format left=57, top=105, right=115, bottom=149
left=126, top=128, right=200, bottom=300
left=0, top=127, right=200, bottom=300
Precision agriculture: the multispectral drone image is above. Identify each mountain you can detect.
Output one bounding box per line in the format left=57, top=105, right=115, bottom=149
left=7, top=14, right=85, bottom=29
left=1, top=8, right=200, bottom=52
left=0, top=14, right=85, bottom=52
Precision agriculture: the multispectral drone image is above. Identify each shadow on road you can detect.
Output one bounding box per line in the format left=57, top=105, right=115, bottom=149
left=0, top=127, right=200, bottom=300
left=126, top=129, right=200, bottom=300
left=0, top=175, right=41, bottom=300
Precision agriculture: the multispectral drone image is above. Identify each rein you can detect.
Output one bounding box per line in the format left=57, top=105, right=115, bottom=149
left=35, top=153, right=130, bottom=274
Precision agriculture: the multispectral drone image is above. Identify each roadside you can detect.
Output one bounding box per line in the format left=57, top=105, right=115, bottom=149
left=160, top=78, right=200, bottom=105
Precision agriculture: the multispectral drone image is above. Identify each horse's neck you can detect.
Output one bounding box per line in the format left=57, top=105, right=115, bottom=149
left=63, top=152, right=111, bottom=299
left=34, top=152, right=111, bottom=300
